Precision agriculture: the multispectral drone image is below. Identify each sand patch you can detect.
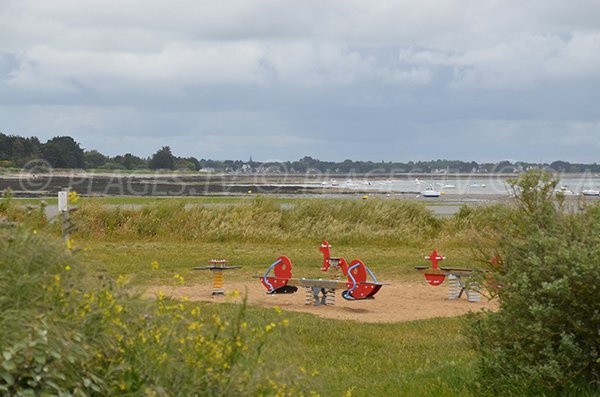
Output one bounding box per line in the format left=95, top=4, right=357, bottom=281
left=145, top=280, right=497, bottom=323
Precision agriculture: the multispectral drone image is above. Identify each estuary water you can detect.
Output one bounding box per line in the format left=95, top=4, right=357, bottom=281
left=312, top=175, right=600, bottom=195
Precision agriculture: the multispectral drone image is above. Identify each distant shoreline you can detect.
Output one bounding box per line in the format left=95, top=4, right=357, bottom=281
left=2, top=170, right=598, bottom=179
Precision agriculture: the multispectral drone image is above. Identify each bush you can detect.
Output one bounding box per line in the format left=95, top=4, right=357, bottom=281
left=0, top=227, right=303, bottom=396
left=469, top=170, right=600, bottom=395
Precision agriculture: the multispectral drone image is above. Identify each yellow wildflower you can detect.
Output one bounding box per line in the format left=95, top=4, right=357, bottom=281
left=67, top=190, right=80, bottom=205
left=265, top=322, right=276, bottom=332
left=173, top=273, right=185, bottom=285
left=116, top=274, right=130, bottom=287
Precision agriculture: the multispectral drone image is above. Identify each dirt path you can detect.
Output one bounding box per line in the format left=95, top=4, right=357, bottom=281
left=145, top=280, right=497, bottom=323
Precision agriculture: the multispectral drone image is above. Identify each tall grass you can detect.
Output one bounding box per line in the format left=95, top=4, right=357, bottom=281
left=73, top=197, right=443, bottom=245
left=0, top=189, right=47, bottom=230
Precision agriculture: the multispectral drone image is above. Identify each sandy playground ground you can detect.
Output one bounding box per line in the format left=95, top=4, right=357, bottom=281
left=145, top=280, right=497, bottom=323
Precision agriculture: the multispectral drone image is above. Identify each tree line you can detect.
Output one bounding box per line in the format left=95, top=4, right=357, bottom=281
left=1, top=132, right=599, bottom=173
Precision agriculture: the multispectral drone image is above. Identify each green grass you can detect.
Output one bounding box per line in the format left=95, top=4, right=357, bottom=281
left=12, top=197, right=58, bottom=205
left=208, top=303, right=477, bottom=396
left=80, top=195, right=283, bottom=205
left=78, top=240, right=473, bottom=286
left=11, top=195, right=305, bottom=207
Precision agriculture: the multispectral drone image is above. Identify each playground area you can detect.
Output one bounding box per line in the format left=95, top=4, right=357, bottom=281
left=141, top=240, right=496, bottom=323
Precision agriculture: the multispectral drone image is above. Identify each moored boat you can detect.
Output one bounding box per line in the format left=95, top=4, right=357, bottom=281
left=582, top=189, right=600, bottom=196
left=422, top=185, right=441, bottom=198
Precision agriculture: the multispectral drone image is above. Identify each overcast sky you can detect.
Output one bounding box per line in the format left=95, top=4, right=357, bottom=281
left=1, top=0, right=600, bottom=162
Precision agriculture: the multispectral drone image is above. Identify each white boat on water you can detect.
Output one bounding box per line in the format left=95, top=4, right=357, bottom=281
left=556, top=186, right=576, bottom=196
left=582, top=189, right=600, bottom=196
left=421, top=186, right=441, bottom=198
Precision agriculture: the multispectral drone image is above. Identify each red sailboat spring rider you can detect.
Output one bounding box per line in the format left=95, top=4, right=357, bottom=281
left=259, top=240, right=384, bottom=305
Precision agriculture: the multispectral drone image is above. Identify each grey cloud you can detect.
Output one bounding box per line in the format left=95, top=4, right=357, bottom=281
left=1, top=0, right=599, bottom=163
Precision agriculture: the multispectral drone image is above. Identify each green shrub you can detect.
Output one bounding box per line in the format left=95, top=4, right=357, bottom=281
left=0, top=227, right=106, bottom=395
left=468, top=170, right=600, bottom=395
left=0, top=227, right=304, bottom=396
